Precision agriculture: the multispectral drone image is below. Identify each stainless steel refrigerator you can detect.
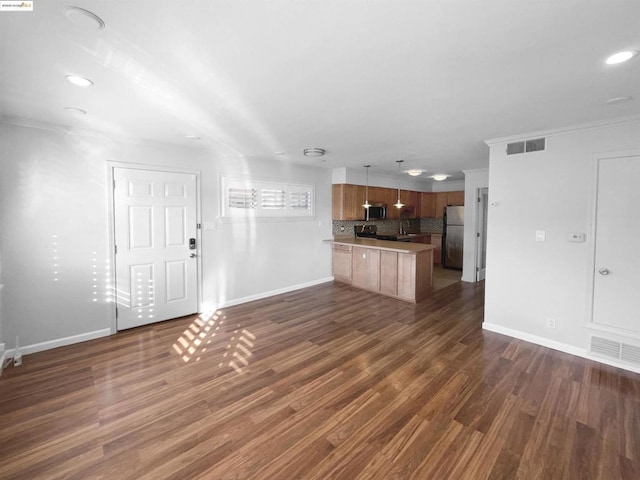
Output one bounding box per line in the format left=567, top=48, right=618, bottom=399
left=443, top=206, right=464, bottom=269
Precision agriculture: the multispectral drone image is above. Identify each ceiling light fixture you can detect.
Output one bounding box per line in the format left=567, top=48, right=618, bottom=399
left=303, top=148, right=325, bottom=157
left=186, top=135, right=201, bottom=140
left=65, top=75, right=94, bottom=87
left=432, top=174, right=449, bottom=181
left=363, top=165, right=371, bottom=209
left=62, top=6, right=105, bottom=30
left=606, top=96, right=633, bottom=105
left=605, top=50, right=639, bottom=65
left=394, top=160, right=404, bottom=209
left=64, top=107, right=87, bottom=115
left=406, top=169, right=423, bottom=176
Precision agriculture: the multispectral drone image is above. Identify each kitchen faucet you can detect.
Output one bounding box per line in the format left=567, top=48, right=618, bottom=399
left=399, top=217, right=410, bottom=235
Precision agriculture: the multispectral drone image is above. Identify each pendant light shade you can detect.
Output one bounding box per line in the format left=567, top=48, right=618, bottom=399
left=394, top=160, right=404, bottom=208
left=363, top=165, right=371, bottom=208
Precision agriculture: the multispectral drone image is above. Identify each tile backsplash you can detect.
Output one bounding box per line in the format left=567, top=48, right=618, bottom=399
left=332, top=217, right=443, bottom=236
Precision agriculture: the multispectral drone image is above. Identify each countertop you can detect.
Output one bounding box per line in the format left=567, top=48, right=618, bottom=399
left=325, top=237, right=436, bottom=254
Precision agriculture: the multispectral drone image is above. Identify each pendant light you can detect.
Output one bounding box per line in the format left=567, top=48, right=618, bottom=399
left=363, top=165, right=371, bottom=208
left=394, top=160, right=404, bottom=208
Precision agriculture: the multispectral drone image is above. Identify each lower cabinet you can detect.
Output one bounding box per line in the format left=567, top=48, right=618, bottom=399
left=380, top=251, right=398, bottom=296
left=352, top=247, right=380, bottom=291
left=431, top=234, right=442, bottom=265
left=332, top=245, right=353, bottom=283
left=331, top=244, right=433, bottom=303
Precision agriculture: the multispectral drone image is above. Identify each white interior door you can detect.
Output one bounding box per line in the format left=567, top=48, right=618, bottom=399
left=592, top=155, right=640, bottom=334
left=476, top=187, right=488, bottom=281
left=114, top=167, right=198, bottom=330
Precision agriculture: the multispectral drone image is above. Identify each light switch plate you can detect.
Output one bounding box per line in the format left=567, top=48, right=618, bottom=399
left=535, top=230, right=546, bottom=242
left=568, top=232, right=585, bottom=242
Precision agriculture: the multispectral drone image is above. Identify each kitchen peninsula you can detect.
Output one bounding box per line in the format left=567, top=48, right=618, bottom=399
left=325, top=237, right=436, bottom=303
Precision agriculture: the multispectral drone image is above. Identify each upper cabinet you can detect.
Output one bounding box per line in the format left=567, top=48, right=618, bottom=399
left=332, top=184, right=464, bottom=220
left=332, top=184, right=367, bottom=220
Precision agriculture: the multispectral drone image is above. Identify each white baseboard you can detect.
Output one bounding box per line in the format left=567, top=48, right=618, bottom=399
left=2, top=329, right=112, bottom=362
left=202, top=277, right=334, bottom=311
left=482, top=322, right=640, bottom=374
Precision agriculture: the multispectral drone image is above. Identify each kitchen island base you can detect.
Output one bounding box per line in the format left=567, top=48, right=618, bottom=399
left=326, top=238, right=435, bottom=303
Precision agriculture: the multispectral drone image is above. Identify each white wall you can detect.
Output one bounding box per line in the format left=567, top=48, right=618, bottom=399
left=484, top=118, right=640, bottom=357
left=0, top=122, right=332, bottom=353
left=462, top=168, right=489, bottom=282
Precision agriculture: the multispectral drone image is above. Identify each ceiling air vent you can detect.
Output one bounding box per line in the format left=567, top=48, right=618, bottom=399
left=506, top=137, right=546, bottom=155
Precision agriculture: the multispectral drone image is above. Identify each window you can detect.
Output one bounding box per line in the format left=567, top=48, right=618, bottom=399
left=222, top=177, right=314, bottom=219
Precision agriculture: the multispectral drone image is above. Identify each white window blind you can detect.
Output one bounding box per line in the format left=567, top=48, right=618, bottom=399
left=222, top=177, right=314, bottom=219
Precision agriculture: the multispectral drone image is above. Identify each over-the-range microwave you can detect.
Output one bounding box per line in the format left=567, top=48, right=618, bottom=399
left=365, top=203, right=387, bottom=221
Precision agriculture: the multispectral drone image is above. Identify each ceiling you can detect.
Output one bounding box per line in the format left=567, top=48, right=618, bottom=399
left=1, top=1, right=639, bottom=182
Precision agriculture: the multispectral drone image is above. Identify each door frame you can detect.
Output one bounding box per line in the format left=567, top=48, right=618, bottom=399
left=106, top=161, right=203, bottom=334
left=475, top=187, right=488, bottom=281
left=587, top=148, right=640, bottom=336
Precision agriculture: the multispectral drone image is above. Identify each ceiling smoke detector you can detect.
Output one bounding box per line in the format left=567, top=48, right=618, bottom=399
left=303, top=148, right=325, bottom=157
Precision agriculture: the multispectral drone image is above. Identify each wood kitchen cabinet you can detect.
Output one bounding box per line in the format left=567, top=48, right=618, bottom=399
left=332, top=184, right=366, bottom=220
left=419, top=192, right=436, bottom=218
left=332, top=244, right=353, bottom=282
left=380, top=250, right=398, bottom=296
left=447, top=191, right=465, bottom=206
left=328, top=239, right=434, bottom=303
left=431, top=233, right=442, bottom=265
left=352, top=247, right=380, bottom=291
left=434, top=192, right=449, bottom=218
left=400, top=190, right=419, bottom=218
left=434, top=191, right=464, bottom=218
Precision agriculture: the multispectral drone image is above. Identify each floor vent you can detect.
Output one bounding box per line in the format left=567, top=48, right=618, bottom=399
left=590, top=335, right=640, bottom=366
left=506, top=137, right=546, bottom=155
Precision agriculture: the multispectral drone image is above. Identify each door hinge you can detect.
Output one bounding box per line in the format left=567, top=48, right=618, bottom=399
left=478, top=197, right=481, bottom=203
left=115, top=245, right=118, bottom=254
left=113, top=179, right=116, bottom=190
left=115, top=307, right=118, bottom=319
left=476, top=232, right=480, bottom=238
left=197, top=223, right=202, bottom=229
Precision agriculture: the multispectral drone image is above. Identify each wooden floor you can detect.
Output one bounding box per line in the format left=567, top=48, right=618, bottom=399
left=1, top=280, right=640, bottom=479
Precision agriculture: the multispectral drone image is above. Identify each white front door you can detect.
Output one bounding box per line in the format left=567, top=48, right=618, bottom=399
left=113, top=167, right=199, bottom=330
left=592, top=154, right=640, bottom=334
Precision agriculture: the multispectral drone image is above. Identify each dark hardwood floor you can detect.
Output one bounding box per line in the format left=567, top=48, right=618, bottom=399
left=1, top=280, right=639, bottom=479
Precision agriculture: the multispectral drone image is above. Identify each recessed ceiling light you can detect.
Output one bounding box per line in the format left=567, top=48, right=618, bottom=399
left=62, top=6, right=105, bottom=30
left=405, top=169, right=424, bottom=176
left=606, top=96, right=633, bottom=105
left=65, top=75, right=94, bottom=87
left=605, top=50, right=639, bottom=65
left=64, top=107, right=87, bottom=115
left=186, top=135, right=201, bottom=140
left=431, top=174, right=449, bottom=181
left=303, top=148, right=325, bottom=157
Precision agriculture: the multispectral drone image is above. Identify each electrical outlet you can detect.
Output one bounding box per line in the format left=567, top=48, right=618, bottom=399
left=546, top=318, right=556, bottom=329
left=340, top=225, right=345, bottom=232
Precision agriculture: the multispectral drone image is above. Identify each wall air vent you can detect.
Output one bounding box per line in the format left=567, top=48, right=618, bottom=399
left=506, top=137, right=546, bottom=155
left=590, top=335, right=640, bottom=367
left=506, top=141, right=525, bottom=155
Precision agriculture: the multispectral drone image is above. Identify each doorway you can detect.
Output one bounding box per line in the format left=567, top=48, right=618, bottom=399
left=476, top=187, right=488, bottom=281
left=111, top=166, right=200, bottom=330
